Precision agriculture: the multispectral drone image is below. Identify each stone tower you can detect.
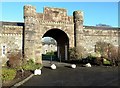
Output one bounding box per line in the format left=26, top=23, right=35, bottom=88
left=73, top=11, right=84, bottom=48
left=24, top=5, right=36, bottom=61
left=24, top=5, right=42, bottom=63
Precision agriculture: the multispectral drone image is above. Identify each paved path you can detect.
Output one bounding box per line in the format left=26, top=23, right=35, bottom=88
left=18, top=61, right=119, bottom=87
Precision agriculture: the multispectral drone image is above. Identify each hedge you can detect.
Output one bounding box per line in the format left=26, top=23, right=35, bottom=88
left=2, top=68, right=16, bottom=81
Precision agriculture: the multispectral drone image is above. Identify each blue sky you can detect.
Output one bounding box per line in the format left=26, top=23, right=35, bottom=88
left=1, top=2, right=118, bottom=27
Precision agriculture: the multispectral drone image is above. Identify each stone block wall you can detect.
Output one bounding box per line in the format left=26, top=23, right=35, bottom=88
left=0, top=25, right=23, bottom=65
left=80, top=27, right=119, bottom=55
left=42, top=7, right=73, bottom=23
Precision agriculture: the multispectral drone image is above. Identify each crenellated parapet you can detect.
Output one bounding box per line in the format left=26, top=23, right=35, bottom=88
left=42, top=7, right=73, bottom=23
left=24, top=5, right=36, bottom=18
left=37, top=13, right=43, bottom=21
left=2, top=25, right=23, bottom=35
left=25, top=6, right=74, bottom=24
left=43, top=7, right=67, bottom=22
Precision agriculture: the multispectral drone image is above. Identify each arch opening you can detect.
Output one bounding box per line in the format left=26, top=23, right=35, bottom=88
left=42, top=28, right=69, bottom=61
left=42, top=37, right=57, bottom=54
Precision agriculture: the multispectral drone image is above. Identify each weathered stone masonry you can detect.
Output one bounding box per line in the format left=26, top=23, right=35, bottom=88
left=0, top=5, right=119, bottom=64
left=0, top=22, right=24, bottom=64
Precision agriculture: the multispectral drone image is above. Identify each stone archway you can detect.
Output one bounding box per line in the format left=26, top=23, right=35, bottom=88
left=23, top=5, right=77, bottom=64
left=42, top=28, right=69, bottom=61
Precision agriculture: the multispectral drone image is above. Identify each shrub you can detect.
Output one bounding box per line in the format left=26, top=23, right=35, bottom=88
left=77, top=46, right=88, bottom=59
left=90, top=52, right=101, bottom=58
left=87, top=55, right=96, bottom=62
left=69, top=46, right=87, bottom=60
left=22, top=59, right=42, bottom=71
left=82, top=55, right=97, bottom=65
left=96, top=42, right=109, bottom=58
left=2, top=68, right=16, bottom=81
left=46, top=51, right=55, bottom=56
left=7, top=50, right=23, bottom=70
left=89, top=52, right=103, bottom=65
left=108, top=45, right=119, bottom=66
left=96, top=42, right=120, bottom=66
left=69, top=47, right=79, bottom=60
left=103, top=59, right=111, bottom=65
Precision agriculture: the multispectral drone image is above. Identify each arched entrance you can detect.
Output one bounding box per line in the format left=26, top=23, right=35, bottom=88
left=42, top=28, right=69, bottom=61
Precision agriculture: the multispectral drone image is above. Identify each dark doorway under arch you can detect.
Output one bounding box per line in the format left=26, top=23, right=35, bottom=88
left=42, top=28, right=69, bottom=61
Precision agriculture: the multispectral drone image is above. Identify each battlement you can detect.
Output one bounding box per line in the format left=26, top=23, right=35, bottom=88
left=44, top=7, right=67, bottom=16
left=44, top=7, right=67, bottom=11
left=43, top=7, right=72, bottom=23
left=2, top=25, right=23, bottom=34
left=24, top=5, right=74, bottom=23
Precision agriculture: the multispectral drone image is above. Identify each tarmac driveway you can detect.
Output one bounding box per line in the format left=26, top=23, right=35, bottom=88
left=19, top=61, right=119, bottom=87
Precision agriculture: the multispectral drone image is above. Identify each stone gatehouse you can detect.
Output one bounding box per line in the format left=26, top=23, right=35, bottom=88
left=0, top=5, right=119, bottom=64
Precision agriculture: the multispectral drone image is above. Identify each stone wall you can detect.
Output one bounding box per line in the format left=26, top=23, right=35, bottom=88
left=0, top=25, right=23, bottom=65
left=81, top=27, right=119, bottom=54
